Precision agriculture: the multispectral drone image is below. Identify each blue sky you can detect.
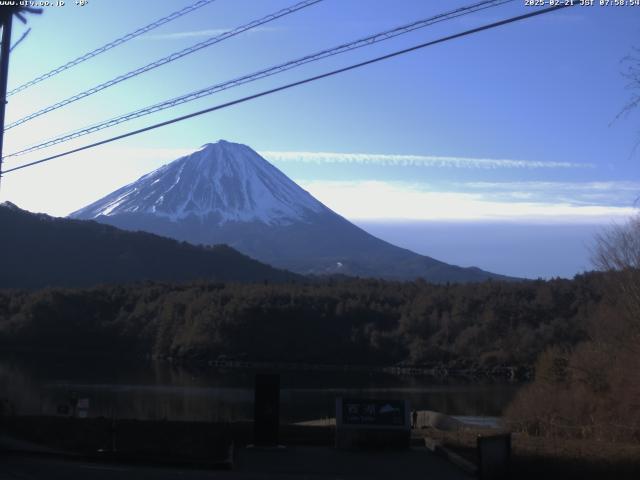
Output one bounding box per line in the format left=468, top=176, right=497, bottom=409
left=0, top=0, right=638, bottom=278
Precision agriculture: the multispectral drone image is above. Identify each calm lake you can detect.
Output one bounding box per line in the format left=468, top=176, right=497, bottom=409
left=0, top=354, right=521, bottom=424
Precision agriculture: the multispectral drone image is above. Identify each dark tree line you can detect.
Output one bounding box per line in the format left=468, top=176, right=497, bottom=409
left=0, top=272, right=610, bottom=368
left=0, top=204, right=299, bottom=289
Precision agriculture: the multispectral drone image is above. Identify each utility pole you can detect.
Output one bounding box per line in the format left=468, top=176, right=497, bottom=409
left=0, top=5, right=41, bottom=188
left=0, top=10, right=13, bottom=188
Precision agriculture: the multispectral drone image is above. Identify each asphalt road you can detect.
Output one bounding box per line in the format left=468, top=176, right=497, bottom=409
left=1, top=447, right=470, bottom=479
left=1, top=455, right=231, bottom=480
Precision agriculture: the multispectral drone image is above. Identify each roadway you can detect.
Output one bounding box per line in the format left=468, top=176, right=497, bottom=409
left=1, top=446, right=470, bottom=479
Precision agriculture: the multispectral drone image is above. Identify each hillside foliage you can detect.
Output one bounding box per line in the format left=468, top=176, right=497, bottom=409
left=507, top=216, right=640, bottom=442
left=0, top=274, right=609, bottom=368
left=0, top=204, right=299, bottom=289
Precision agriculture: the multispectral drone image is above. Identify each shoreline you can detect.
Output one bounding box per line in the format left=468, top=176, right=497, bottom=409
left=0, top=349, right=532, bottom=380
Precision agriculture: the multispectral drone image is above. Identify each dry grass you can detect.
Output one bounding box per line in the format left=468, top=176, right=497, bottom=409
left=415, top=425, right=640, bottom=479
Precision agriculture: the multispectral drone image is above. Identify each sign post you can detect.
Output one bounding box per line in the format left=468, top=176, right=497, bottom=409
left=253, top=374, right=280, bottom=446
left=335, top=397, right=410, bottom=449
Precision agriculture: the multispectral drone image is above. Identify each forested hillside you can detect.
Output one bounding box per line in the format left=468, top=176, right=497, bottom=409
left=0, top=202, right=299, bottom=288
left=0, top=274, right=607, bottom=368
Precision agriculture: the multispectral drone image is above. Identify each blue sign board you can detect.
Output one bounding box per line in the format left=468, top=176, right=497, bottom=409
left=338, top=398, right=409, bottom=428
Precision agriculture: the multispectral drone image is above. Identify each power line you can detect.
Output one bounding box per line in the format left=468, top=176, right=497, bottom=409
left=5, top=0, right=515, bottom=160
left=2, top=3, right=574, bottom=176
left=7, top=0, right=218, bottom=97
left=5, top=0, right=322, bottom=130
left=10, top=27, right=31, bottom=52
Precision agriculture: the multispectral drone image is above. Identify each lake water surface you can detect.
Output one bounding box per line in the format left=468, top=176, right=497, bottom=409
left=0, top=354, right=521, bottom=423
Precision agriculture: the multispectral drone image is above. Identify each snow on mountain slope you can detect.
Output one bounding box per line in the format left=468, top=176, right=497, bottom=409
left=71, top=140, right=326, bottom=225
left=70, top=140, right=514, bottom=282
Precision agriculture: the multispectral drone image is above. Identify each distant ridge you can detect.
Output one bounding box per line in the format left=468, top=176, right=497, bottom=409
left=71, top=140, right=514, bottom=283
left=0, top=202, right=299, bottom=289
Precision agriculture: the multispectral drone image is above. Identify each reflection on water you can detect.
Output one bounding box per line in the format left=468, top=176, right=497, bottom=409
left=0, top=354, right=521, bottom=423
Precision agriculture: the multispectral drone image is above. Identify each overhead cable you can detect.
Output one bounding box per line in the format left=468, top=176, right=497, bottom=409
left=8, top=0, right=219, bottom=96
left=5, top=0, right=514, bottom=159
left=5, top=0, right=322, bottom=129
left=2, top=3, right=575, bottom=176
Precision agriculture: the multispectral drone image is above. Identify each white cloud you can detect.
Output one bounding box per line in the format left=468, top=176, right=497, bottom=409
left=2, top=144, right=632, bottom=222
left=262, top=151, right=593, bottom=170
left=143, top=27, right=281, bottom=40
left=456, top=181, right=640, bottom=207
left=299, top=180, right=637, bottom=223
left=145, top=29, right=228, bottom=40
left=461, top=181, right=640, bottom=192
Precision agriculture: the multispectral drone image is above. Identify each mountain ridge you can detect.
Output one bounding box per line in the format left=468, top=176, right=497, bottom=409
left=73, top=140, right=327, bottom=225
left=71, top=140, right=515, bottom=283
left=0, top=202, right=300, bottom=289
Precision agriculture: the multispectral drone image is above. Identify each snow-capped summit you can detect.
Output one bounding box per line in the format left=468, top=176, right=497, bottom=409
left=70, top=140, right=510, bottom=282
left=71, top=140, right=326, bottom=225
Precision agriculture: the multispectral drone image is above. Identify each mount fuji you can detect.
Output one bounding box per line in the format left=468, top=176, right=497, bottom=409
left=70, top=140, right=508, bottom=282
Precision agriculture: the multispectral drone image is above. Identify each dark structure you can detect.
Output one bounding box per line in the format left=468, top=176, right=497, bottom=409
left=253, top=374, right=280, bottom=446
left=478, top=433, right=511, bottom=480
left=0, top=5, right=41, bottom=181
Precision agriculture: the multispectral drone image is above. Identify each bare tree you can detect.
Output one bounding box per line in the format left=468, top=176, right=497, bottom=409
left=618, top=48, right=640, bottom=121
left=616, top=47, right=640, bottom=156
left=592, top=215, right=640, bottom=341
left=593, top=216, right=640, bottom=271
